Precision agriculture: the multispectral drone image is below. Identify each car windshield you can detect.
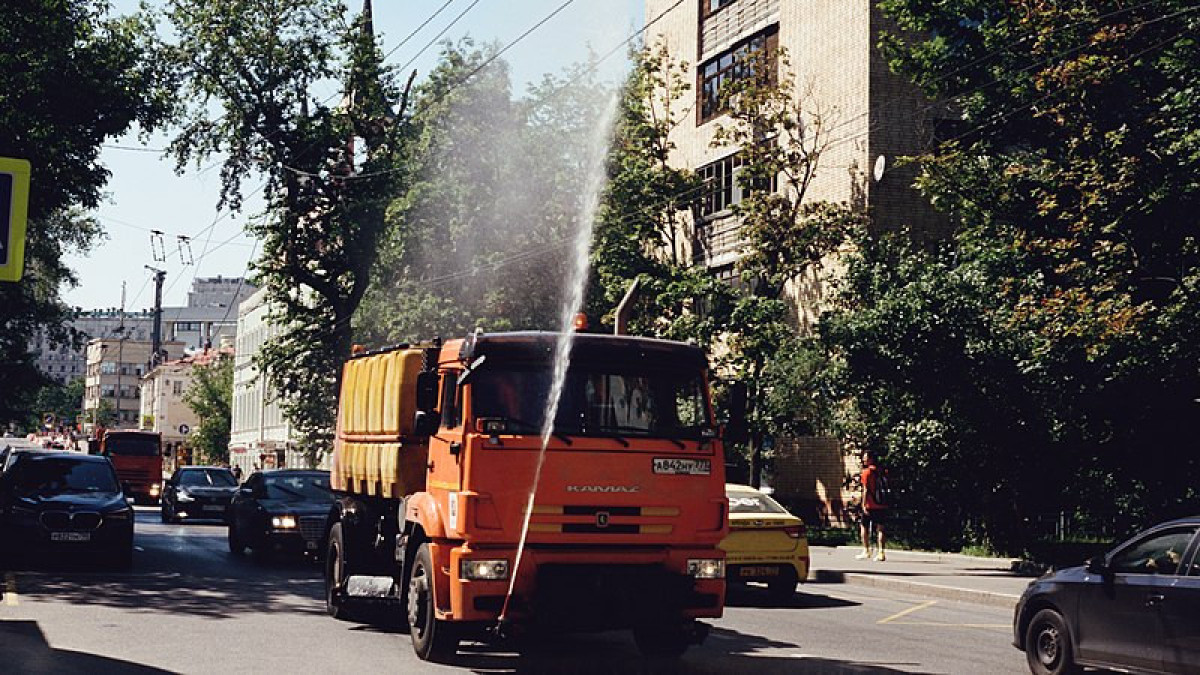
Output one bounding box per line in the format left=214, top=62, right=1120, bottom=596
left=727, top=490, right=789, bottom=515
left=14, top=458, right=119, bottom=494
left=179, top=469, right=237, bottom=488
left=472, top=365, right=711, bottom=439
left=106, top=436, right=160, bottom=457
left=263, top=474, right=333, bottom=501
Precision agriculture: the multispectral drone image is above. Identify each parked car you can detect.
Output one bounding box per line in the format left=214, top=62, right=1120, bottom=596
left=227, top=470, right=334, bottom=557
left=719, top=483, right=809, bottom=602
left=1013, top=515, right=1200, bottom=674
left=160, top=466, right=238, bottom=523
left=0, top=452, right=135, bottom=569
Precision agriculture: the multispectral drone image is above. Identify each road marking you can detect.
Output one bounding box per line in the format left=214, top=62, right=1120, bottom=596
left=893, top=621, right=1009, bottom=629
left=878, top=599, right=937, bottom=624
left=4, top=573, right=18, bottom=606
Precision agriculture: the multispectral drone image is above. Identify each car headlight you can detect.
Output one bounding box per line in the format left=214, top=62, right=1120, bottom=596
left=460, top=559, right=509, bottom=581
left=177, top=492, right=195, bottom=503
left=105, top=508, right=133, bottom=520
left=687, top=559, right=725, bottom=579
left=271, top=515, right=297, bottom=529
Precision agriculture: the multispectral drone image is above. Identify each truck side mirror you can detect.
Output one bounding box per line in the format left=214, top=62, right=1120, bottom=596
left=413, top=410, right=440, bottom=437
left=415, top=371, right=438, bottom=412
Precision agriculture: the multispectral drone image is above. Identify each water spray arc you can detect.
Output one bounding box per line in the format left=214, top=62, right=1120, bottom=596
left=496, top=89, right=619, bottom=629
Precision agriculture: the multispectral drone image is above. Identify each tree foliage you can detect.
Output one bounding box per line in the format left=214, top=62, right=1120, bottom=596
left=0, top=0, right=171, bottom=424
left=162, top=0, right=412, bottom=457
left=183, top=355, right=233, bottom=465
left=815, top=1, right=1200, bottom=552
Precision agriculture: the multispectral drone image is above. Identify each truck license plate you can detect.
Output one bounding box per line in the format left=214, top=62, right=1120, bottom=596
left=50, top=532, right=91, bottom=542
left=740, top=566, right=778, bottom=577
left=653, top=458, right=711, bottom=475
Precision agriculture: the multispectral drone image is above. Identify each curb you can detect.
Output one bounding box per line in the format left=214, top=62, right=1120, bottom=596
left=831, top=545, right=1019, bottom=566
left=813, top=569, right=1022, bottom=610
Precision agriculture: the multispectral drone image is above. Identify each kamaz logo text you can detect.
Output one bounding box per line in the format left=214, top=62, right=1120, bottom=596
left=566, top=485, right=640, bottom=493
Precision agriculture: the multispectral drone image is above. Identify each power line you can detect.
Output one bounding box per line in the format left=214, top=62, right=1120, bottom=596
left=396, top=0, right=485, bottom=73
left=382, top=0, right=459, bottom=61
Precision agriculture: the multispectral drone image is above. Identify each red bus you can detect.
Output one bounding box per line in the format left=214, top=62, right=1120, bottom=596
left=102, top=430, right=163, bottom=504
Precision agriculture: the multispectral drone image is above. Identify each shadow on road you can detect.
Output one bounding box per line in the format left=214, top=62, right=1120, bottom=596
left=2, top=620, right=172, bottom=674
left=725, top=586, right=859, bottom=609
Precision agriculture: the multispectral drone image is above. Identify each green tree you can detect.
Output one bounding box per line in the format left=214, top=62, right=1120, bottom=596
left=183, top=355, right=233, bottom=465
left=709, top=49, right=868, bottom=487
left=812, top=1, right=1200, bottom=551
left=0, top=1, right=171, bottom=424
left=162, top=0, right=413, bottom=458
left=28, top=377, right=86, bottom=431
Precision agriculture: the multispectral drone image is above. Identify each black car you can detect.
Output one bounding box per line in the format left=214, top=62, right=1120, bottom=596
left=1014, top=516, right=1200, bottom=674
left=227, top=470, right=333, bottom=557
left=160, top=466, right=238, bottom=523
left=0, top=452, right=135, bottom=569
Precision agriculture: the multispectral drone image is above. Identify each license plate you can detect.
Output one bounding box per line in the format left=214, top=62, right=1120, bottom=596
left=653, top=458, right=711, bottom=475
left=306, top=541, right=318, bottom=551
left=50, top=531, right=91, bottom=542
left=203, top=505, right=225, bottom=512
left=740, top=566, right=779, bottom=577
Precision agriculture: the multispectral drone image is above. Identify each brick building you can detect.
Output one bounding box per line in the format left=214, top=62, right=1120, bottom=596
left=645, top=0, right=944, bottom=522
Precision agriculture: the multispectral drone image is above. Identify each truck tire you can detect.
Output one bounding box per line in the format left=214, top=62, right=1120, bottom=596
left=633, top=623, right=691, bottom=658
left=408, top=542, right=458, bottom=661
left=325, top=522, right=354, bottom=620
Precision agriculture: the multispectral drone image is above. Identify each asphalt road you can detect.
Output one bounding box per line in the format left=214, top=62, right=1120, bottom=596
left=1, top=507, right=1028, bottom=674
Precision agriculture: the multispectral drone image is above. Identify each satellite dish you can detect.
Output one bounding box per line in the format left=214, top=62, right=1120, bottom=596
left=873, top=155, right=887, bottom=182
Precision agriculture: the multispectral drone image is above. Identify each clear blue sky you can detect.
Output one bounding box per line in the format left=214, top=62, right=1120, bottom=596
left=65, top=0, right=644, bottom=312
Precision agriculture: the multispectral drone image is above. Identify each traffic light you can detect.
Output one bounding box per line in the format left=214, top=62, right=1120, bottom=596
left=0, top=157, right=31, bottom=283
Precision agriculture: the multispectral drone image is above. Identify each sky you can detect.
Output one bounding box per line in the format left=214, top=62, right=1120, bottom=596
left=65, top=0, right=644, bottom=312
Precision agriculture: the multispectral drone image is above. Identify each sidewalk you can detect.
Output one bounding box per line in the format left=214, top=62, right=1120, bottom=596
left=808, top=545, right=1033, bottom=609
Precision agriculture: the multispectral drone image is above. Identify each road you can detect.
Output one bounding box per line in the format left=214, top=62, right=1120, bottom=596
left=1, top=507, right=1027, bottom=673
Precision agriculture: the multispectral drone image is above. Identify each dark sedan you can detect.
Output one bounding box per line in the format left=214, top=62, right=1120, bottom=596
left=227, top=470, right=333, bottom=557
left=161, top=466, right=238, bottom=523
left=0, top=453, right=135, bottom=569
left=1013, top=516, right=1200, bottom=674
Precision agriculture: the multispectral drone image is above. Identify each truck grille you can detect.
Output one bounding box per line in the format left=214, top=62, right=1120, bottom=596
left=529, top=505, right=677, bottom=535
left=41, top=511, right=102, bottom=530
left=299, top=516, right=325, bottom=543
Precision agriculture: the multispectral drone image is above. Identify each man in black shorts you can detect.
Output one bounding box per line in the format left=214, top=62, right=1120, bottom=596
left=856, top=451, right=888, bottom=561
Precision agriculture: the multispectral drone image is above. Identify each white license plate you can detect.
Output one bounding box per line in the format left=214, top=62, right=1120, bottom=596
left=306, top=540, right=318, bottom=551
left=202, top=505, right=225, bottom=512
left=740, top=566, right=779, bottom=577
left=653, top=458, right=711, bottom=475
left=50, top=531, right=91, bottom=542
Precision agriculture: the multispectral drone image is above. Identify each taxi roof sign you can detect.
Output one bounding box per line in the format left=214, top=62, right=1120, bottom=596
left=0, top=157, right=31, bottom=282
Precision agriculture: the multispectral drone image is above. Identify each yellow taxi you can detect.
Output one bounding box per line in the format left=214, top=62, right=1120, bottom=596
left=719, top=483, right=809, bottom=601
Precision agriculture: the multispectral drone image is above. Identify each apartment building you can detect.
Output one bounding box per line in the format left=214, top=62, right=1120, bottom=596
left=645, top=0, right=944, bottom=522
left=139, top=345, right=234, bottom=471
left=84, top=338, right=186, bottom=430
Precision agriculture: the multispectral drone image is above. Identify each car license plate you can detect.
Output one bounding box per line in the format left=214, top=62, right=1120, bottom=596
left=203, top=505, right=225, bottom=512
left=653, top=458, right=711, bottom=475
left=50, top=531, right=91, bottom=542
left=306, top=541, right=318, bottom=551
left=740, top=566, right=779, bottom=578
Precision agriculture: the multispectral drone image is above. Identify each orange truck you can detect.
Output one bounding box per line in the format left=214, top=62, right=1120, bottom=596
left=322, top=331, right=728, bottom=661
left=101, top=430, right=163, bottom=504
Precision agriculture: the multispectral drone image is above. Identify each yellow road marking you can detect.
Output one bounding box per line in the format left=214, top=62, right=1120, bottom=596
left=878, top=599, right=937, bottom=624
left=892, top=622, right=1009, bottom=629
left=4, top=573, right=18, bottom=607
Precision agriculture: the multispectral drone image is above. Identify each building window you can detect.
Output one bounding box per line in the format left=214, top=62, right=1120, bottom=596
left=173, top=380, right=184, bottom=396
left=696, top=150, right=776, bottom=218
left=698, top=25, right=778, bottom=124
left=101, top=361, right=116, bottom=375
left=702, top=0, right=737, bottom=19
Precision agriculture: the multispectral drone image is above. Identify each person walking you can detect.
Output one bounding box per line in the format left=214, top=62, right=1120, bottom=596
left=856, top=451, right=889, bottom=561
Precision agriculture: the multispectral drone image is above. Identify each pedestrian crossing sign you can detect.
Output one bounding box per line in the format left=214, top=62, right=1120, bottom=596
left=0, top=157, right=31, bottom=283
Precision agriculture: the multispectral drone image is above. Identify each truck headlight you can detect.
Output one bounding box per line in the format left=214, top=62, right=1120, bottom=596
left=271, top=515, right=297, bottom=529
left=460, top=559, right=509, bottom=581
left=687, top=559, right=725, bottom=579
left=149, top=483, right=161, bottom=496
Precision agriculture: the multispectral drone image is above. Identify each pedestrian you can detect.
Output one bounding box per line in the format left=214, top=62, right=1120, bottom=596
left=856, top=450, right=889, bottom=561
left=232, top=465, right=243, bottom=483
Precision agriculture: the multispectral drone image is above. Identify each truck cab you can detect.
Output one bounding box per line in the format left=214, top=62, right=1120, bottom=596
left=325, top=332, right=728, bottom=660
left=101, top=430, right=163, bottom=504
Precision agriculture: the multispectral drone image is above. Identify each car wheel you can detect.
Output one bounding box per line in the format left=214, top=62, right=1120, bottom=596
left=767, top=567, right=799, bottom=604
left=1025, top=608, right=1081, bottom=675
left=633, top=623, right=691, bottom=658
left=228, top=522, right=246, bottom=556
left=160, top=503, right=175, bottom=524
left=408, top=542, right=458, bottom=661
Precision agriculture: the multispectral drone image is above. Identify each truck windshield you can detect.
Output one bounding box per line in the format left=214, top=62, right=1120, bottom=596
left=472, top=366, right=711, bottom=439
left=105, top=437, right=160, bottom=457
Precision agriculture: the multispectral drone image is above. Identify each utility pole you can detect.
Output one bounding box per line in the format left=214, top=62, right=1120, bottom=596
left=115, top=282, right=126, bottom=428
left=146, top=266, right=166, bottom=368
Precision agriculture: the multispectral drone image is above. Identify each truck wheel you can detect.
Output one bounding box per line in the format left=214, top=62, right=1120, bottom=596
left=767, top=567, right=798, bottom=604
left=228, top=523, right=246, bottom=556
left=633, top=623, right=691, bottom=658
left=408, top=543, right=458, bottom=661
left=325, top=522, right=354, bottom=620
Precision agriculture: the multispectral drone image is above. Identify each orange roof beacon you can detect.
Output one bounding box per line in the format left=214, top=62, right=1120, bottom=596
left=323, top=331, right=728, bottom=661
